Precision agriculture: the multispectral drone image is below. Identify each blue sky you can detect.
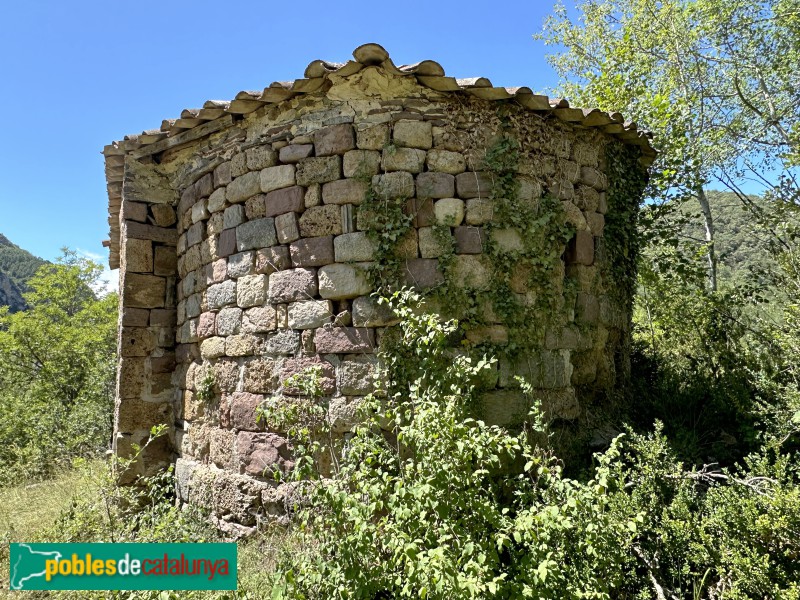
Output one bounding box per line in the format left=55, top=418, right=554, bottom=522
left=0, top=1, right=562, bottom=277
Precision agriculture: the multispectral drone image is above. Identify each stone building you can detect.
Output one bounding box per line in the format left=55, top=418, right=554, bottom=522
left=103, top=43, right=653, bottom=533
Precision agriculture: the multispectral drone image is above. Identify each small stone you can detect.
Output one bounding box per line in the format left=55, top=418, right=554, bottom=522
left=434, top=198, right=465, bottom=226
left=245, top=195, right=266, bottom=219
left=305, top=184, right=322, bottom=208
left=491, top=228, right=524, bottom=252
left=243, top=306, right=277, bottom=333
left=314, top=327, right=376, bottom=354
left=279, top=144, right=314, bottom=163
left=314, top=124, right=355, bottom=156
left=296, top=156, right=341, bottom=186
left=227, top=171, right=262, bottom=204
left=237, top=274, right=268, bottom=308
left=372, top=172, right=414, bottom=200
left=356, top=123, right=390, bottom=150
left=343, top=150, right=381, bottom=178
left=275, top=212, right=300, bottom=244
left=191, top=199, right=209, bottom=224
left=318, top=263, right=373, bottom=300
left=426, top=149, right=466, bottom=174
left=418, top=226, right=451, bottom=259
left=455, top=172, right=493, bottom=198
left=231, top=153, right=247, bottom=178
left=260, top=165, right=296, bottom=193
left=287, top=300, right=333, bottom=329
left=206, top=280, right=237, bottom=309
left=352, top=296, right=399, bottom=327
left=201, top=336, right=226, bottom=359
left=289, top=235, right=335, bottom=267
left=256, top=246, right=290, bottom=274
left=454, top=226, right=486, bottom=254
left=298, top=205, right=342, bottom=237
left=216, top=307, right=243, bottom=336
left=236, top=218, right=277, bottom=251
left=334, top=232, right=377, bottom=262
left=393, top=120, right=432, bottom=149
left=227, top=251, right=254, bottom=278
left=382, top=147, right=426, bottom=173
left=264, top=186, right=305, bottom=217
left=246, top=146, right=277, bottom=171
left=269, top=268, right=318, bottom=303
left=416, top=172, right=455, bottom=199
left=322, top=179, right=369, bottom=205
left=223, top=204, right=246, bottom=229
left=198, top=312, right=216, bottom=338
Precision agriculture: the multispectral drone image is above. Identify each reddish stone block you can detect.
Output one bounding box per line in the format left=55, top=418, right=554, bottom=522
left=314, top=124, right=355, bottom=156
left=229, top=392, right=266, bottom=431
left=454, top=226, right=486, bottom=254
left=197, top=311, right=216, bottom=338
left=313, top=327, right=375, bottom=354
left=280, top=356, right=336, bottom=396
left=289, top=235, right=335, bottom=267
left=235, top=432, right=294, bottom=478
left=264, top=186, right=305, bottom=217
left=217, top=228, right=237, bottom=258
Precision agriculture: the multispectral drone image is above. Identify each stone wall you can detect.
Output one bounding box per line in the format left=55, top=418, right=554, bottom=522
left=104, top=45, right=651, bottom=535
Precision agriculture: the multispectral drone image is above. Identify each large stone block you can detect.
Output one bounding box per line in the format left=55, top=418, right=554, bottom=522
left=236, top=218, right=277, bottom=252
left=334, top=232, right=377, bottom=262
left=452, top=255, right=491, bottom=289
left=226, top=171, right=261, bottom=204
left=289, top=235, right=335, bottom=267
left=246, top=146, right=277, bottom=171
left=382, top=147, right=426, bottom=173
left=372, top=172, right=414, bottom=200
left=566, top=230, right=594, bottom=266
left=455, top=171, right=493, bottom=198
left=216, top=307, right=243, bottom=336
left=314, top=327, right=376, bottom=354
left=426, top=149, right=466, bottom=174
left=227, top=251, right=254, bottom=279
left=318, top=263, right=373, bottom=299
left=237, top=274, right=268, bottom=308
left=418, top=226, right=451, bottom=259
left=343, top=150, right=381, bottom=178
left=298, top=205, right=342, bottom=237
left=217, top=228, right=237, bottom=258
left=279, top=144, right=314, bottom=163
left=260, top=165, right=296, bottom=193
left=226, top=334, right=258, bottom=357
left=356, top=123, right=390, bottom=150
left=403, top=258, right=443, bottom=289
left=236, top=432, right=294, bottom=478
left=393, top=120, right=432, bottom=149
left=490, top=228, right=524, bottom=252
left=275, top=212, right=300, bottom=244
left=287, top=300, right=333, bottom=329
left=322, top=179, right=369, bottom=205
left=223, top=204, right=246, bottom=229
left=352, top=295, right=399, bottom=327
left=499, top=350, right=573, bottom=389
left=206, top=280, right=237, bottom=309
left=465, top=197, right=494, bottom=225
left=229, top=392, right=266, bottom=431
left=416, top=172, right=455, bottom=199
left=269, top=268, right=318, bottom=303
left=264, top=186, right=305, bottom=217
left=197, top=311, right=216, bottom=338
left=296, top=156, right=341, bottom=186
left=255, top=246, right=290, bottom=274
left=243, top=306, right=277, bottom=333
left=281, top=356, right=336, bottom=395
left=123, top=238, right=153, bottom=273
left=434, top=198, right=465, bottom=226
left=124, top=273, right=166, bottom=308
left=454, top=226, right=486, bottom=254
left=338, top=356, right=379, bottom=395
left=119, top=327, right=155, bottom=357
left=314, top=124, right=355, bottom=156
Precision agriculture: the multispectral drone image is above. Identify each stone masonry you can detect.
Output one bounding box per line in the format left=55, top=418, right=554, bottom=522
left=103, top=43, right=653, bottom=535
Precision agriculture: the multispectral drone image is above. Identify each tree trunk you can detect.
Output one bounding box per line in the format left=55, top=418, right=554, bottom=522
left=696, top=186, right=718, bottom=292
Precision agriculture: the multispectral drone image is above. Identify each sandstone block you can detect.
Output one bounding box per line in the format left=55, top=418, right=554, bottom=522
left=426, top=149, right=466, bottom=174
left=318, top=263, right=373, bottom=299
left=372, top=172, right=414, bottom=200
left=260, top=165, right=296, bottom=193
left=236, top=274, right=268, bottom=308
left=269, top=268, right=318, bottom=303
left=200, top=336, right=227, bottom=359
left=290, top=235, right=335, bottom=267
left=217, top=228, right=237, bottom=258
left=287, top=300, right=333, bottom=329
left=210, top=428, right=237, bottom=470
left=322, top=179, right=369, bottom=205
left=246, top=146, right=277, bottom=171
left=118, top=358, right=146, bottom=397
left=206, top=280, right=237, bottom=309
left=255, top=246, right=290, bottom=274
left=454, top=226, right=486, bottom=254
left=245, top=194, right=266, bottom=219
left=418, top=226, right=451, bottom=258
left=352, top=296, right=399, bottom=327
left=151, top=204, right=177, bottom=227
left=213, top=359, right=240, bottom=393
left=214, top=161, right=232, bottom=187
left=393, top=120, right=432, bottom=149
left=296, top=156, right=341, bottom=186
left=124, top=238, right=153, bottom=273
left=566, top=230, right=594, bottom=266
left=327, top=396, right=363, bottom=434
left=227, top=251, right=254, bottom=279
left=305, top=184, right=322, bottom=208
left=575, top=292, right=600, bottom=324
left=124, top=273, right=166, bottom=308
left=122, top=307, right=150, bottom=327
left=279, top=144, right=314, bottom=163
left=298, top=205, right=342, bottom=237
left=243, top=306, right=277, bottom=333
left=314, top=327, right=375, bottom=354
left=314, top=124, right=355, bottom=156
left=465, top=197, right=493, bottom=225
left=465, top=325, right=509, bottom=345
left=585, top=212, right=605, bottom=236
left=281, top=356, right=336, bottom=395
left=275, top=212, right=300, bottom=244
left=236, top=218, right=277, bottom=252
left=242, top=357, right=280, bottom=394
left=228, top=392, right=266, bottom=431
left=264, top=186, right=304, bottom=217
left=216, top=307, right=243, bottom=336
left=434, top=198, right=465, bottom=226
left=334, top=232, right=377, bottom=262
left=356, top=123, right=390, bottom=150
left=236, top=432, right=294, bottom=478
left=416, top=172, right=455, bottom=199
left=455, top=171, right=493, bottom=198
left=227, top=171, right=261, bottom=204
left=382, top=147, right=426, bottom=173
left=479, top=389, right=529, bottom=427
left=226, top=334, right=257, bottom=357
left=343, top=150, right=381, bottom=178
left=120, top=327, right=155, bottom=357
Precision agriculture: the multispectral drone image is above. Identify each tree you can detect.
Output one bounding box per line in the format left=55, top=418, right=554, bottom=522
left=0, top=250, right=118, bottom=482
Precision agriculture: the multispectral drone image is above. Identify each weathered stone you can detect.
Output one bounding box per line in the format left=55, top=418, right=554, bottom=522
left=116, top=398, right=171, bottom=433
left=243, top=306, right=277, bottom=333
left=454, top=226, right=486, bottom=254
left=318, top=263, right=372, bottom=299
left=223, top=204, right=246, bottom=229
left=236, top=218, right=277, bottom=252
left=356, top=123, right=390, bottom=150
left=455, top=171, right=493, bottom=198
left=322, top=179, right=369, bottom=205
left=452, top=255, right=490, bottom=289
left=562, top=201, right=588, bottom=231
left=124, top=273, right=166, bottom=308
left=151, top=204, right=177, bottom=227
left=260, top=165, right=296, bottom=193
left=269, top=268, right=318, bottom=303
left=191, top=199, right=209, bottom=224
left=228, top=392, right=266, bottom=431
left=197, top=311, right=216, bottom=338
left=186, top=222, right=205, bottom=248
left=209, top=428, right=237, bottom=469
left=200, top=336, right=227, bottom=359
left=580, top=166, right=606, bottom=190
left=122, top=307, right=150, bottom=327
left=566, top=230, right=594, bottom=266
left=575, top=185, right=600, bottom=212
left=120, top=327, right=155, bottom=357
left=298, top=205, right=342, bottom=237
left=491, top=228, right=524, bottom=252
left=352, top=296, right=399, bottom=327
left=118, top=358, right=146, bottom=398
left=264, top=186, right=304, bottom=217
left=338, top=355, right=378, bottom=395
left=416, top=172, right=455, bottom=199
left=372, top=172, right=414, bottom=200
left=343, top=150, right=381, bottom=178
left=305, top=184, right=322, bottom=208
left=314, top=124, right=355, bottom=156
left=255, top=247, right=290, bottom=274
left=244, top=194, right=266, bottom=219
left=403, top=258, right=443, bottom=289
left=226, top=334, right=258, bottom=357
left=327, top=396, right=363, bottom=433
left=123, top=238, right=153, bottom=273
left=242, top=357, right=279, bottom=394
left=434, top=198, right=465, bottom=226
left=407, top=197, right=435, bottom=228
left=217, top=228, right=237, bottom=258
left=465, top=197, right=494, bottom=226
left=381, top=147, right=426, bottom=173
left=262, top=329, right=300, bottom=354
left=227, top=251, right=254, bottom=279
left=236, top=274, right=268, bottom=308
left=287, top=300, right=333, bottom=329
left=585, top=212, right=605, bottom=236
left=426, top=149, right=466, bottom=174
left=289, top=235, right=335, bottom=267
left=213, top=358, right=240, bottom=393
left=185, top=294, right=202, bottom=318
left=465, top=325, right=509, bottom=345
left=418, top=226, right=451, bottom=258
left=236, top=432, right=294, bottom=478
left=479, top=389, right=530, bottom=427
left=281, top=356, right=336, bottom=395
left=314, top=327, right=375, bottom=354
left=296, top=156, right=341, bottom=186
left=208, top=187, right=227, bottom=213
left=499, top=350, right=573, bottom=389
left=246, top=146, right=276, bottom=171
left=393, top=120, right=432, bottom=149
left=214, top=161, right=232, bottom=187
left=275, top=212, right=300, bottom=244
left=334, top=232, right=377, bottom=262
left=575, top=292, right=600, bottom=324
left=279, top=144, right=314, bottom=163
left=226, top=171, right=261, bottom=204
left=206, top=280, right=237, bottom=309
left=216, top=307, right=243, bottom=336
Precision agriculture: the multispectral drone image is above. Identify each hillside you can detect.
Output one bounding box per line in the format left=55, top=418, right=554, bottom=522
left=0, top=234, right=46, bottom=312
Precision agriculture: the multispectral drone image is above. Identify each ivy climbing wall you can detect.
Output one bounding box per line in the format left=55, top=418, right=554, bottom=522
left=103, top=44, right=652, bottom=536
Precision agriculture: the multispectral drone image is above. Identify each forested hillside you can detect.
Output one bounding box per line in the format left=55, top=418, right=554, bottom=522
left=0, top=233, right=46, bottom=312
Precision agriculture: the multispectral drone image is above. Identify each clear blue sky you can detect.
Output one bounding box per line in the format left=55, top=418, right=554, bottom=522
left=0, top=1, right=563, bottom=272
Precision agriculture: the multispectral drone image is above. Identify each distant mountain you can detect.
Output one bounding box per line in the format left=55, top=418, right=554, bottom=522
left=0, top=234, right=46, bottom=312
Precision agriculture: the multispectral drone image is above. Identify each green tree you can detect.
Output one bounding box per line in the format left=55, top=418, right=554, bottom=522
left=0, top=250, right=118, bottom=482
